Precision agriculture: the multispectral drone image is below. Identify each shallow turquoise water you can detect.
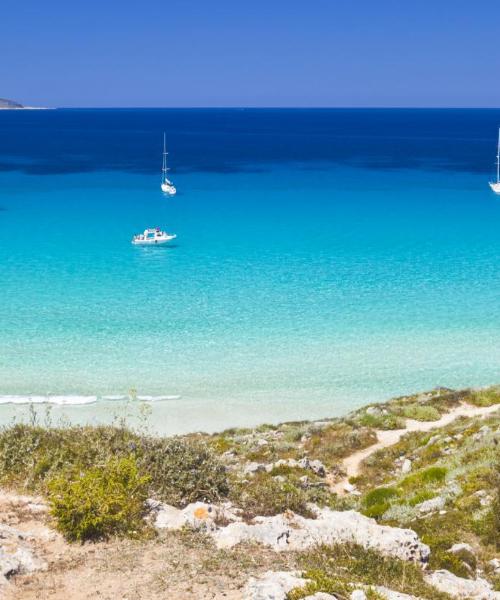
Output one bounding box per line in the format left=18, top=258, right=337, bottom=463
left=0, top=110, right=499, bottom=433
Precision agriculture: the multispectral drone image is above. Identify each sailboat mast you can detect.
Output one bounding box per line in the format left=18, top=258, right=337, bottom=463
left=162, top=132, right=168, bottom=179
left=496, top=128, right=500, bottom=184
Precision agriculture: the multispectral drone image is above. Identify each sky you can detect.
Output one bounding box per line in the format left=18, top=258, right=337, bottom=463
left=1, top=0, right=499, bottom=108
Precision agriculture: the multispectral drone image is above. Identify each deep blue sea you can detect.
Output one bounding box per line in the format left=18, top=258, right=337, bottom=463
left=0, top=109, right=499, bottom=433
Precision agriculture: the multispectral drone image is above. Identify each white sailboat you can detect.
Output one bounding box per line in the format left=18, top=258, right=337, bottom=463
left=161, top=133, right=176, bottom=195
left=489, top=128, right=500, bottom=194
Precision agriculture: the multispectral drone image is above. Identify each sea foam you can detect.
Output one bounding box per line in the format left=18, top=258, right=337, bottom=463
left=0, top=394, right=181, bottom=405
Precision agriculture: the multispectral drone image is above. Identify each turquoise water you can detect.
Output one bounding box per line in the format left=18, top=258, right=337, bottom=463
left=0, top=110, right=499, bottom=433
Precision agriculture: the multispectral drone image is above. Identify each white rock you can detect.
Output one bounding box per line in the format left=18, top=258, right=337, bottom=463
left=375, top=586, right=419, bottom=599
left=153, top=501, right=240, bottom=532
left=0, top=524, right=47, bottom=586
left=243, top=570, right=307, bottom=600
left=449, top=542, right=476, bottom=557
left=304, top=594, right=337, bottom=600
left=416, top=496, right=445, bottom=514
left=351, top=590, right=368, bottom=600
left=256, top=439, right=269, bottom=447
left=244, top=462, right=267, bottom=475
left=488, top=558, right=500, bottom=574
left=401, top=459, right=412, bottom=474
left=213, top=508, right=430, bottom=563
left=425, top=570, right=500, bottom=599
left=298, top=458, right=327, bottom=477
left=343, top=482, right=357, bottom=493
left=152, top=503, right=185, bottom=529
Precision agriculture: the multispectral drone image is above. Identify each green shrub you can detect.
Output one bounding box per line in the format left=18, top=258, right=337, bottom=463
left=362, top=487, right=400, bottom=519
left=291, top=543, right=452, bottom=599
left=401, top=466, right=447, bottom=490
left=363, top=486, right=400, bottom=507
left=431, top=550, right=472, bottom=578
left=408, top=490, right=436, bottom=506
left=0, top=424, right=229, bottom=509
left=48, top=456, right=150, bottom=542
left=287, top=569, right=351, bottom=600
left=0, top=424, right=137, bottom=492
left=230, top=472, right=314, bottom=520
left=357, top=412, right=405, bottom=430
left=304, top=424, right=377, bottom=465
left=470, top=388, right=500, bottom=407
left=400, top=404, right=441, bottom=421
left=140, top=437, right=229, bottom=507
left=473, top=466, right=500, bottom=549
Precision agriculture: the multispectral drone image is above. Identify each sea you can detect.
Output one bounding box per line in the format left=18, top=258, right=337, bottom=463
left=0, top=108, right=499, bottom=434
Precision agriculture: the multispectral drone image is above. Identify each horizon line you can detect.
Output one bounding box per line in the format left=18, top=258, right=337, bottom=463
left=17, top=105, right=500, bottom=111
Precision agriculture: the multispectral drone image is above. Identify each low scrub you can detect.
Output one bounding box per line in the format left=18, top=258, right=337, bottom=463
left=48, top=455, right=150, bottom=542
left=0, top=424, right=229, bottom=509
left=140, top=437, right=229, bottom=506
left=304, top=424, right=377, bottom=466
left=470, top=387, right=500, bottom=407
left=361, top=486, right=400, bottom=519
left=230, top=472, right=315, bottom=520
left=401, top=466, right=447, bottom=490
left=399, top=404, right=441, bottom=421
left=288, top=543, right=452, bottom=599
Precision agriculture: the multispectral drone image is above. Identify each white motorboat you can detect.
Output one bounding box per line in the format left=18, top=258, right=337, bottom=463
left=489, top=128, right=500, bottom=194
left=132, top=228, right=177, bottom=246
left=161, top=132, right=176, bottom=195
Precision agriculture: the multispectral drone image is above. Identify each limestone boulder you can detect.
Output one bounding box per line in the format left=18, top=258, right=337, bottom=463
left=374, top=586, right=420, bottom=600
left=151, top=501, right=241, bottom=532
left=425, top=569, right=500, bottom=599
left=415, top=496, right=445, bottom=514
left=213, top=508, right=429, bottom=563
left=0, top=523, right=47, bottom=587
left=243, top=570, right=307, bottom=600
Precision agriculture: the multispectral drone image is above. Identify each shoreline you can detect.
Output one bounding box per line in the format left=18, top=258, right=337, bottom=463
left=0, top=383, right=498, bottom=436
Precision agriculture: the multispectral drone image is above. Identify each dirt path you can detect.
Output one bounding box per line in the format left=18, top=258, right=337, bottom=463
left=330, top=402, right=500, bottom=494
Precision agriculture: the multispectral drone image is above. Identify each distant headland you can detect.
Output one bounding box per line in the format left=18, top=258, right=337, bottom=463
left=0, top=97, right=48, bottom=109
left=0, top=97, right=23, bottom=108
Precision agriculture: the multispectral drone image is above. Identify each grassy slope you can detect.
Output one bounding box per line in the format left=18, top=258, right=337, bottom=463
left=0, top=385, right=498, bottom=598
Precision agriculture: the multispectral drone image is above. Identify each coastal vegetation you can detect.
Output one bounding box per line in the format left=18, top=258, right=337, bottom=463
left=0, top=385, right=498, bottom=598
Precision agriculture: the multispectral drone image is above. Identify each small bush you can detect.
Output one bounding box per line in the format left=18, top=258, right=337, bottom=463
left=48, top=456, right=150, bottom=542
left=0, top=424, right=137, bottom=493
left=287, top=569, right=351, bottom=599
left=357, top=411, right=405, bottom=430
left=431, top=550, right=472, bottom=578
left=292, top=543, right=452, bottom=599
left=304, top=424, right=377, bottom=465
left=141, top=437, right=229, bottom=507
left=230, top=472, right=314, bottom=520
left=473, top=465, right=500, bottom=549
left=362, top=487, right=400, bottom=519
left=402, top=466, right=447, bottom=490
left=470, top=388, right=500, bottom=407
left=400, top=404, right=441, bottom=421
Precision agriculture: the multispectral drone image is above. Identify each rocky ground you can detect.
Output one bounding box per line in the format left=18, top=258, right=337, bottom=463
left=0, top=385, right=499, bottom=599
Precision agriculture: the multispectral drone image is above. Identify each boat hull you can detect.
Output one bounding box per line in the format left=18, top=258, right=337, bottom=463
left=132, top=235, right=176, bottom=246
left=161, top=183, right=176, bottom=195
left=489, top=181, right=500, bottom=194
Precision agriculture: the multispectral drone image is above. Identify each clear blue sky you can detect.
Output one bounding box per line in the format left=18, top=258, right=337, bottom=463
left=1, top=0, right=499, bottom=107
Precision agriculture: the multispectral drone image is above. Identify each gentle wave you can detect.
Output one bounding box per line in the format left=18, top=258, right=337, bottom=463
left=0, top=394, right=181, bottom=406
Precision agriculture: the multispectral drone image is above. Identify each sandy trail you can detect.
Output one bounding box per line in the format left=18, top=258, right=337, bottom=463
left=330, top=402, right=500, bottom=494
